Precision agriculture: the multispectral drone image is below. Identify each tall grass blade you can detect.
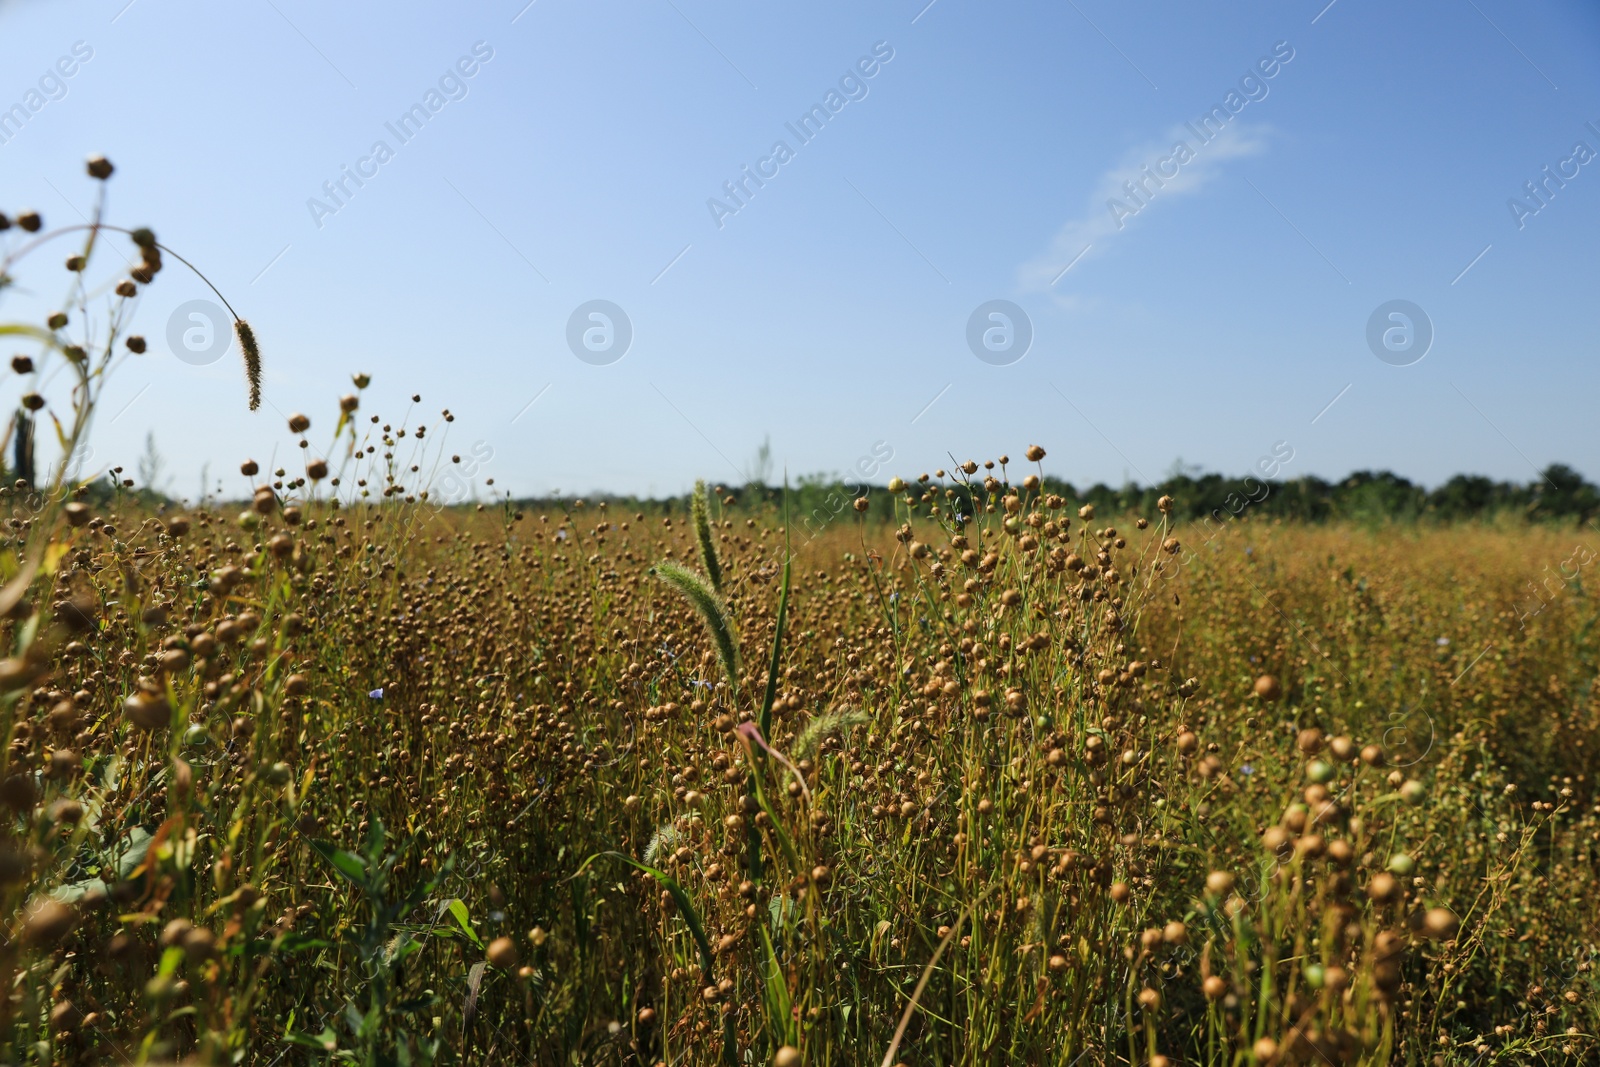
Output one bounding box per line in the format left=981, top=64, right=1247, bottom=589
left=759, top=924, right=796, bottom=1047
left=576, top=851, right=736, bottom=1062
left=577, top=851, right=714, bottom=982
left=758, top=486, right=791, bottom=739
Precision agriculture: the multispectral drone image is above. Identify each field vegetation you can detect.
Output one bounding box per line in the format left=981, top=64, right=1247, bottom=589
left=1, top=162, right=1597, bottom=1066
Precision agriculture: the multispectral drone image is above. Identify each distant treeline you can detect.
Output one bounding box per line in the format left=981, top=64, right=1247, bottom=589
left=521, top=463, right=1600, bottom=528
left=49, top=459, right=1590, bottom=529
left=1038, top=463, right=1600, bottom=526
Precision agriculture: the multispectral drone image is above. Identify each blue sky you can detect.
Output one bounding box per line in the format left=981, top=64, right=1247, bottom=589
left=2, top=0, right=1597, bottom=500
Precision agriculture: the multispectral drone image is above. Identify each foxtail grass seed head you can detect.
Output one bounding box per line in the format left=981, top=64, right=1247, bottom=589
left=691, top=479, right=723, bottom=592
left=651, top=559, right=739, bottom=693
left=235, top=319, right=262, bottom=410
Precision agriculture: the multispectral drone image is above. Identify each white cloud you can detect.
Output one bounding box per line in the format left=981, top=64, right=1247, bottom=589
left=1019, top=121, right=1269, bottom=295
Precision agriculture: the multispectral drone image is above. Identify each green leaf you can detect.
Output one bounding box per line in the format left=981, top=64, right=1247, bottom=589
left=16, top=611, right=40, bottom=656
left=0, top=324, right=61, bottom=347
left=157, top=946, right=185, bottom=978
left=446, top=899, right=480, bottom=947
left=115, top=827, right=154, bottom=879
left=306, top=838, right=370, bottom=889
left=758, top=532, right=791, bottom=740
left=758, top=924, right=795, bottom=1045
left=275, top=932, right=333, bottom=954
left=284, top=1029, right=339, bottom=1052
